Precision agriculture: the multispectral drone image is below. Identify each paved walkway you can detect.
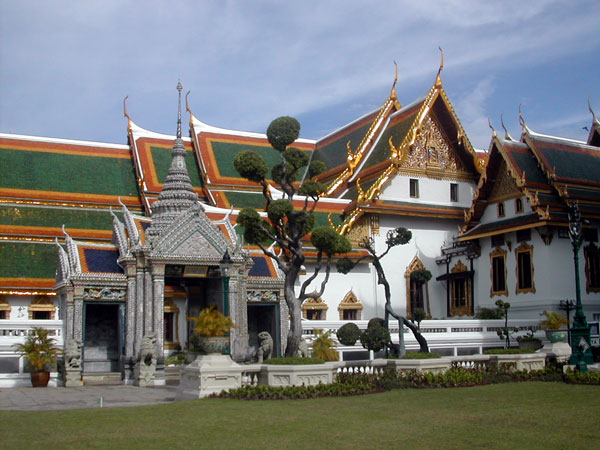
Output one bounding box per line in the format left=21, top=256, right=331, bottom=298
left=0, top=385, right=179, bottom=411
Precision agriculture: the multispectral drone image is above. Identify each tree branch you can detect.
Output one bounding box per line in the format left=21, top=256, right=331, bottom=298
left=299, top=251, right=323, bottom=298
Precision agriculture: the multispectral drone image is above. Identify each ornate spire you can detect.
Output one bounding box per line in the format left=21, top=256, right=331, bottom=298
left=146, top=81, right=199, bottom=241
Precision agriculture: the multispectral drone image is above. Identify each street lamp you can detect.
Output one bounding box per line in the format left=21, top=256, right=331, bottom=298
left=567, top=203, right=593, bottom=371
left=219, top=250, right=234, bottom=318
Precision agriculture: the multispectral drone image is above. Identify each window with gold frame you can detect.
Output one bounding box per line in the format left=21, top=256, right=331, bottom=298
left=337, top=290, right=363, bottom=320
left=515, top=242, right=535, bottom=294
left=301, top=297, right=328, bottom=320
left=0, top=296, right=10, bottom=320
left=490, top=247, right=508, bottom=297
left=28, top=296, right=56, bottom=320
left=449, top=260, right=472, bottom=316
left=584, top=243, right=600, bottom=293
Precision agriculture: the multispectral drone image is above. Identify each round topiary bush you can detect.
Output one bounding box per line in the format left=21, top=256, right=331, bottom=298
left=336, top=323, right=362, bottom=346
left=360, top=324, right=390, bottom=352
left=367, top=317, right=386, bottom=329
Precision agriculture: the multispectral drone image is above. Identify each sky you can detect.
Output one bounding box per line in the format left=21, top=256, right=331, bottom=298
left=1, top=1, right=599, bottom=151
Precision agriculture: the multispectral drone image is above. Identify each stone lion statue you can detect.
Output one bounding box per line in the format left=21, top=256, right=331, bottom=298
left=65, top=338, right=82, bottom=370
left=296, top=338, right=309, bottom=358
left=139, top=333, right=157, bottom=366
left=256, top=331, right=273, bottom=363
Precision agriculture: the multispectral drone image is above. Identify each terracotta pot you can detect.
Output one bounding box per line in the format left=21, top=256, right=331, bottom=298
left=30, top=371, right=50, bottom=387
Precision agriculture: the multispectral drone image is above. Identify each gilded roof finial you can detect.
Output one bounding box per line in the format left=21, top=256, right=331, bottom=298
left=488, top=118, right=497, bottom=138
left=500, top=113, right=514, bottom=141
left=518, top=104, right=529, bottom=131
left=185, top=90, right=193, bottom=116
left=123, top=96, right=132, bottom=130
left=589, top=96, right=599, bottom=125
left=391, top=61, right=399, bottom=97
left=176, top=80, right=183, bottom=139
left=435, top=47, right=444, bottom=88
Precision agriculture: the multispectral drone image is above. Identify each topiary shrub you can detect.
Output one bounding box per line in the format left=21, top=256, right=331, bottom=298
left=367, top=317, right=386, bottom=329
left=401, top=352, right=442, bottom=359
left=360, top=323, right=390, bottom=352
left=336, top=323, right=362, bottom=346
left=484, top=348, right=535, bottom=355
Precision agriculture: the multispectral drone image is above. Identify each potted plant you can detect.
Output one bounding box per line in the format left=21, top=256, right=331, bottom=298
left=13, top=327, right=62, bottom=387
left=516, top=329, right=543, bottom=351
left=187, top=306, right=236, bottom=355
left=539, top=310, right=569, bottom=343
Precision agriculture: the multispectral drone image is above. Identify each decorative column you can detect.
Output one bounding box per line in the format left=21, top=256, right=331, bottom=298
left=134, top=259, right=145, bottom=355
left=65, top=286, right=75, bottom=340
left=124, top=261, right=137, bottom=359
left=151, top=263, right=165, bottom=353
left=144, top=269, right=153, bottom=335
left=567, top=203, right=594, bottom=370
left=73, top=285, right=85, bottom=341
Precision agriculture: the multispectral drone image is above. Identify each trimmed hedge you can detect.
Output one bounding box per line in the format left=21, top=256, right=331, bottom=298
left=484, top=348, right=536, bottom=355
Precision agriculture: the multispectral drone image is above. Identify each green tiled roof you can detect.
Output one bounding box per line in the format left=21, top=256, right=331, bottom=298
left=221, top=191, right=267, bottom=210
left=0, top=148, right=139, bottom=196
left=150, top=146, right=203, bottom=188
left=210, top=142, right=309, bottom=180
left=360, top=113, right=418, bottom=171
left=0, top=241, right=57, bottom=279
left=509, top=151, right=547, bottom=185
left=313, top=117, right=376, bottom=170
left=537, top=146, right=600, bottom=183
left=0, top=205, right=126, bottom=231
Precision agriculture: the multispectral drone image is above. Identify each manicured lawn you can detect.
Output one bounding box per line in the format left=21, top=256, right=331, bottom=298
left=1, top=382, right=599, bottom=449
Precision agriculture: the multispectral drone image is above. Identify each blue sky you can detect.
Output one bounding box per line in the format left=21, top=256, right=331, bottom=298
left=1, top=1, right=599, bottom=151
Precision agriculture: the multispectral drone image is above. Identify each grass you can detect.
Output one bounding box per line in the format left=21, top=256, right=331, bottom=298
left=1, top=383, right=599, bottom=449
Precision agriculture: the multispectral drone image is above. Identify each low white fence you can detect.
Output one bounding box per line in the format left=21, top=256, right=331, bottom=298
left=0, top=320, right=63, bottom=387
left=301, top=318, right=543, bottom=357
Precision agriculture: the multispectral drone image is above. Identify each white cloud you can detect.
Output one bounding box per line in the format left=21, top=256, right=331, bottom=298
left=0, top=1, right=599, bottom=143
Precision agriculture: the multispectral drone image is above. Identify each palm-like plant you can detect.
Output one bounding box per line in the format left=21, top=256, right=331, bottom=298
left=311, top=331, right=338, bottom=361
left=13, top=327, right=62, bottom=372
left=188, top=306, right=236, bottom=337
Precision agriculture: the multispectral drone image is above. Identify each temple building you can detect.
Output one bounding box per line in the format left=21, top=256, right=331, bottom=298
left=0, top=65, right=599, bottom=385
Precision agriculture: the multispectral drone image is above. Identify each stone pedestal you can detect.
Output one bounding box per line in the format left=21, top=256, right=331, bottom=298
left=134, top=360, right=156, bottom=387
left=177, top=354, right=243, bottom=399
left=539, top=342, right=572, bottom=363
left=64, top=368, right=83, bottom=387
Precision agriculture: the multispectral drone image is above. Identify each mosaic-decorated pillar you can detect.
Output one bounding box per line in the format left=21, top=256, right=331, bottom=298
left=151, top=263, right=165, bottom=355
left=124, top=261, right=137, bottom=359
left=73, top=284, right=85, bottom=342
left=144, top=270, right=153, bottom=335
left=64, top=286, right=75, bottom=340
left=134, top=258, right=145, bottom=355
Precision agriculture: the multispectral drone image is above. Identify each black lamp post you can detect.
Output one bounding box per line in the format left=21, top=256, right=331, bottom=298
left=567, top=203, right=593, bottom=371
left=219, top=250, right=233, bottom=318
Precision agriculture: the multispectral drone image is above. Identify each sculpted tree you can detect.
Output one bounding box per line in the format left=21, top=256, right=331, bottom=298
left=234, top=116, right=351, bottom=357
left=337, top=228, right=429, bottom=355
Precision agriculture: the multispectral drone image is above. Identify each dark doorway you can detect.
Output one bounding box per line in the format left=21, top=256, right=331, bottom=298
left=247, top=303, right=280, bottom=359
left=83, top=303, right=122, bottom=372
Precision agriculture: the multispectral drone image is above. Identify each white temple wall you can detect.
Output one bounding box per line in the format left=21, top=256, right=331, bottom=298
left=376, top=214, right=462, bottom=319
left=380, top=174, right=475, bottom=209
left=474, top=227, right=600, bottom=320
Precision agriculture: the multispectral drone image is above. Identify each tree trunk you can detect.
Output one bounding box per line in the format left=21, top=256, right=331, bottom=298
left=284, top=274, right=302, bottom=357
left=403, top=318, right=429, bottom=353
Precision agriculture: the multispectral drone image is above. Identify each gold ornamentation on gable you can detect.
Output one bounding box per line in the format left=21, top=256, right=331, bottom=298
left=489, top=160, right=521, bottom=202
left=346, top=215, right=370, bottom=246
left=404, top=117, right=461, bottom=172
